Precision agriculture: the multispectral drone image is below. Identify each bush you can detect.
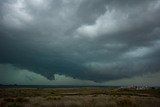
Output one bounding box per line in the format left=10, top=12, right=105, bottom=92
left=3, top=98, right=14, bottom=102
left=46, top=96, right=61, bottom=101
left=8, top=103, right=22, bottom=107
left=15, top=97, right=29, bottom=102
left=117, top=97, right=132, bottom=106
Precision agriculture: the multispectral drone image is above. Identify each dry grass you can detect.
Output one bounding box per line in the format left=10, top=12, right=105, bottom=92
left=0, top=88, right=160, bottom=107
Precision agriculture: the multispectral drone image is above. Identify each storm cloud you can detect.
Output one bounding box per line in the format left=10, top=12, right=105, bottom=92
left=0, top=0, right=160, bottom=83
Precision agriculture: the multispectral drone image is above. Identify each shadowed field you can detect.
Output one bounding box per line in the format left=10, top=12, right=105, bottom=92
left=0, top=87, right=160, bottom=107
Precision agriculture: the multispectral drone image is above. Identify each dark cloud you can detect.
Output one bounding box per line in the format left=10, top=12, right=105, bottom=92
left=0, top=0, right=160, bottom=83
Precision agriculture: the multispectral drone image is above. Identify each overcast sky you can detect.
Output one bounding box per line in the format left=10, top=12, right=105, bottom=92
left=0, top=0, right=160, bottom=86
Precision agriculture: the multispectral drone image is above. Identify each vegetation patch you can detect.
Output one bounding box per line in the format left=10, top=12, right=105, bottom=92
left=46, top=96, right=61, bottom=101
left=15, top=97, right=29, bottom=102
left=116, top=97, right=133, bottom=106
left=3, top=98, right=14, bottom=102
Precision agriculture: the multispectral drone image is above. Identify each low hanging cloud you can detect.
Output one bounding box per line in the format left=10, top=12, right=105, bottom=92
left=0, top=64, right=159, bottom=86
left=0, top=0, right=160, bottom=84
left=0, top=64, right=99, bottom=85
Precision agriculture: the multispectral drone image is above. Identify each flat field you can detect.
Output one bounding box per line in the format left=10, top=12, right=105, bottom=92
left=0, top=87, right=160, bottom=107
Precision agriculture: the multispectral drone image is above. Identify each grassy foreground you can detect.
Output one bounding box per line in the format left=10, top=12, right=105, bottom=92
left=0, top=87, right=160, bottom=107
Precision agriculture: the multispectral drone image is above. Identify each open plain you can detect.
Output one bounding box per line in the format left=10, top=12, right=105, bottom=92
left=0, top=87, right=160, bottom=107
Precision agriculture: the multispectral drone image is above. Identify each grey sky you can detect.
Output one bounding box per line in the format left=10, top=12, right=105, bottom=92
left=0, top=0, right=160, bottom=85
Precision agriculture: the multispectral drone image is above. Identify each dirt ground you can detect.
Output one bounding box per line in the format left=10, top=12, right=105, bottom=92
left=0, top=88, right=160, bottom=107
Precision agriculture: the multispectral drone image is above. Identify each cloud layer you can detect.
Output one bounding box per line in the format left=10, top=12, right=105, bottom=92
left=0, top=0, right=160, bottom=84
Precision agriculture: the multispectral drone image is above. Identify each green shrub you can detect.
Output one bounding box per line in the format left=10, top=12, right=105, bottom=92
left=117, top=97, right=132, bottom=106
left=3, top=98, right=14, bottom=102
left=46, top=96, right=61, bottom=101
left=54, top=97, right=61, bottom=100
left=8, top=103, right=22, bottom=107
left=15, top=97, right=29, bottom=102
